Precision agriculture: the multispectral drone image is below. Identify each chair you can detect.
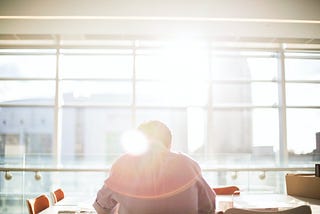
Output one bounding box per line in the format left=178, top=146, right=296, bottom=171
left=26, top=194, right=50, bottom=214
left=50, top=188, right=65, bottom=204
left=224, top=205, right=312, bottom=214
left=213, top=186, right=240, bottom=195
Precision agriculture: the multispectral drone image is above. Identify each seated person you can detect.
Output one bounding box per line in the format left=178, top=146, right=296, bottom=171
left=93, top=120, right=216, bottom=214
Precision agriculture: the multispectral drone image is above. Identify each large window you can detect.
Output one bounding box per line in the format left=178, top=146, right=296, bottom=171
left=1, top=43, right=319, bottom=164
left=0, top=40, right=319, bottom=209
left=285, top=52, right=320, bottom=160
left=0, top=49, right=56, bottom=164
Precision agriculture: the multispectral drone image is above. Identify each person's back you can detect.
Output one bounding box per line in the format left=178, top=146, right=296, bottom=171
left=93, top=120, right=216, bottom=214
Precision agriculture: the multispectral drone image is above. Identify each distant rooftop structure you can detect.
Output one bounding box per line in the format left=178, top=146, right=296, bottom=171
left=252, top=146, right=274, bottom=156
left=316, top=132, right=320, bottom=153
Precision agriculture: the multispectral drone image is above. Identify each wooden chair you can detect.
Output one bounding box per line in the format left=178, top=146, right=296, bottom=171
left=26, top=194, right=50, bottom=214
left=50, top=188, right=65, bottom=204
left=213, top=186, right=240, bottom=195
left=224, top=205, right=312, bottom=214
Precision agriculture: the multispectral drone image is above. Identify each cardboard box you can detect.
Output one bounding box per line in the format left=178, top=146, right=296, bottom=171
left=285, top=173, right=320, bottom=199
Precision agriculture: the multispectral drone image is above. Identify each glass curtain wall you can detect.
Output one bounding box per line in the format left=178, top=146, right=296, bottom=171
left=0, top=40, right=319, bottom=213
left=285, top=52, right=320, bottom=164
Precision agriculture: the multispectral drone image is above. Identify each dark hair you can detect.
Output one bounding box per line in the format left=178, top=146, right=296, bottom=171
left=137, top=120, right=172, bottom=149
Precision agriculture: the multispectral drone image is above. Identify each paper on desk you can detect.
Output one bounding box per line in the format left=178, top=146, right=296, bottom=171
left=58, top=210, right=96, bottom=214
left=58, top=211, right=77, bottom=214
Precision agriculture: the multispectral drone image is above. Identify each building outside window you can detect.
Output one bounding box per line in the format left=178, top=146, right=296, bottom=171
left=0, top=39, right=319, bottom=213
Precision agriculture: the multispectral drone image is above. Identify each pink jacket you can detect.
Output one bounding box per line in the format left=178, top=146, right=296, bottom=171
left=93, top=151, right=216, bottom=214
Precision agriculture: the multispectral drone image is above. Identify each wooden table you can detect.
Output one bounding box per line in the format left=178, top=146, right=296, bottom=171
left=216, top=193, right=320, bottom=213
left=40, top=193, right=320, bottom=213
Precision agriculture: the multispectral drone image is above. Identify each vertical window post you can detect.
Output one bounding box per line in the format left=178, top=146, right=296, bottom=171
left=53, top=38, right=62, bottom=165
left=132, top=41, right=137, bottom=128
left=278, top=45, right=288, bottom=167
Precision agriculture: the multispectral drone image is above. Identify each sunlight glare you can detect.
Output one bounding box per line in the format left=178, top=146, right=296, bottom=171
left=157, top=39, right=208, bottom=81
left=121, top=130, right=149, bottom=155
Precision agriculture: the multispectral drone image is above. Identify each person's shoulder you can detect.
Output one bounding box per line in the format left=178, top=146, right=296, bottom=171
left=111, top=154, right=137, bottom=169
left=172, top=151, right=196, bottom=161
left=169, top=151, right=200, bottom=168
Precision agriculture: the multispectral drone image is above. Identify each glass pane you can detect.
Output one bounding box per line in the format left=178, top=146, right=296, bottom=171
left=61, top=108, right=132, bottom=165
left=136, top=109, right=187, bottom=153
left=287, top=109, right=320, bottom=155
left=285, top=58, right=320, bottom=80
left=209, top=109, right=253, bottom=154
left=252, top=108, right=279, bottom=152
left=187, top=108, right=206, bottom=155
left=212, top=83, right=278, bottom=105
left=0, top=54, right=56, bottom=78
left=0, top=170, right=107, bottom=214
left=251, top=83, right=278, bottom=105
left=247, top=58, right=278, bottom=80
left=136, top=81, right=208, bottom=106
left=286, top=83, right=320, bottom=106
left=208, top=109, right=278, bottom=166
left=60, top=55, right=133, bottom=79
left=212, top=56, right=277, bottom=80
left=212, top=57, right=250, bottom=80
left=135, top=53, right=209, bottom=80
left=0, top=81, right=55, bottom=104
left=61, top=80, right=132, bottom=105
left=0, top=107, right=54, bottom=160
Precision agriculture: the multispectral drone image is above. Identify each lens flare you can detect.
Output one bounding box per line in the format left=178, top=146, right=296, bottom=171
left=121, top=130, right=149, bottom=155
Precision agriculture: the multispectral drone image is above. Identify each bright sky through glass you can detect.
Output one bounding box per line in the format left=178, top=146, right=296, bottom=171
left=1, top=46, right=319, bottom=155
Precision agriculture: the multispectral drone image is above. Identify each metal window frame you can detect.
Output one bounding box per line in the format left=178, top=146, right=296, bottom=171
left=0, top=40, right=320, bottom=167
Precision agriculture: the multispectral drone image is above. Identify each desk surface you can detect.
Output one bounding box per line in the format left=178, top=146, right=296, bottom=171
left=40, top=193, right=320, bottom=214
left=217, top=193, right=320, bottom=213
left=40, top=197, right=96, bottom=214
left=40, top=205, right=97, bottom=214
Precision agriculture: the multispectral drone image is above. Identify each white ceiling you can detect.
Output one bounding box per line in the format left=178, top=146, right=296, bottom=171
left=0, top=0, right=319, bottom=41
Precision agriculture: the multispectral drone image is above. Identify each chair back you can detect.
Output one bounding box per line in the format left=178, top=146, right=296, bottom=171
left=224, top=205, right=312, bottom=214
left=26, top=194, right=50, bottom=214
left=213, top=186, right=240, bottom=195
left=51, top=188, right=64, bottom=204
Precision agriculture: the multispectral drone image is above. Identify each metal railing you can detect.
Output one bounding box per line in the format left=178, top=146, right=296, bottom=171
left=0, top=166, right=315, bottom=181
left=0, top=166, right=315, bottom=173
